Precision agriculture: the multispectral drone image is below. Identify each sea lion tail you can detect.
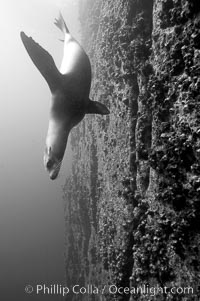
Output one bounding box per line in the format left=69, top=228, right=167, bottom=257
left=54, top=12, right=69, bottom=34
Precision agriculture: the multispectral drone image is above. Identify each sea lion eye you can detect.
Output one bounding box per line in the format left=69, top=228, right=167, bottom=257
left=46, top=159, right=53, bottom=169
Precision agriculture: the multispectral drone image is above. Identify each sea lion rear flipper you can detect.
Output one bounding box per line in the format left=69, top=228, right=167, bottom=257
left=86, top=100, right=110, bottom=115
left=20, top=31, right=61, bottom=93
left=54, top=13, right=69, bottom=34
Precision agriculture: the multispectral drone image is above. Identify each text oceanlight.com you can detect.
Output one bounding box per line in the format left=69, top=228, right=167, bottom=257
left=25, top=284, right=194, bottom=297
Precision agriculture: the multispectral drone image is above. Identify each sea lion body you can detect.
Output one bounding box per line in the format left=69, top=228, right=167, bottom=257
left=20, top=14, right=109, bottom=180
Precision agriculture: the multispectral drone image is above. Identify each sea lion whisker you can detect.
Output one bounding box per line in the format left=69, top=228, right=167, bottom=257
left=55, top=160, right=62, bottom=171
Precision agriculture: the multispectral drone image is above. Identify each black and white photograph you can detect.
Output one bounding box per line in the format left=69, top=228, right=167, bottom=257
left=0, top=0, right=200, bottom=300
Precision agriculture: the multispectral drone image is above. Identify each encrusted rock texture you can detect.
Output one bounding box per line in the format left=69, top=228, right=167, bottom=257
left=63, top=1, right=200, bottom=300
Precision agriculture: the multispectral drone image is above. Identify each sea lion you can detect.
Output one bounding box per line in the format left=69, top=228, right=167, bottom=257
left=20, top=13, right=109, bottom=180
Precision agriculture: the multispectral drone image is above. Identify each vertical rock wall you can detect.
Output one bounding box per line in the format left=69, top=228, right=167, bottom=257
left=131, top=1, right=200, bottom=300
left=63, top=1, right=200, bottom=300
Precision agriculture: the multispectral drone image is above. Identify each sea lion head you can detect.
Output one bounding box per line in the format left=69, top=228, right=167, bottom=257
left=43, top=120, right=69, bottom=180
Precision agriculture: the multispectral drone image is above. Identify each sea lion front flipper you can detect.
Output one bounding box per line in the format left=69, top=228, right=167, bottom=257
left=20, top=31, right=61, bottom=93
left=86, top=100, right=110, bottom=115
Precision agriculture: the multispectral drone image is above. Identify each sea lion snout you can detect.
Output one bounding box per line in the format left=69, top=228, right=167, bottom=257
left=44, top=155, right=62, bottom=180
left=49, top=170, right=59, bottom=180
left=44, top=146, right=63, bottom=180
